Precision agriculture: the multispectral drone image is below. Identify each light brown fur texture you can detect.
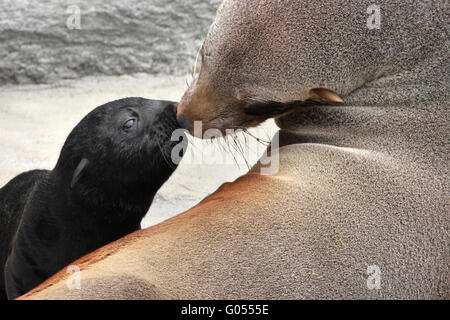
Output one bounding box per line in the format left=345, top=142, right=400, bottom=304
left=22, top=0, right=448, bottom=299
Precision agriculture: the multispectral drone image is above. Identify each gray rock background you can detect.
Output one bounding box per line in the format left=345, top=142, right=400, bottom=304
left=0, top=0, right=222, bottom=86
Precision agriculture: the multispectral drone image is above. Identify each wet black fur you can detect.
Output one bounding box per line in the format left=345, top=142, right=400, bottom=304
left=0, top=98, right=187, bottom=299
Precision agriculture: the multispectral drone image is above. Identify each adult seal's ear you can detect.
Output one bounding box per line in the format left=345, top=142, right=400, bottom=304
left=309, top=88, right=343, bottom=103
left=71, top=158, right=89, bottom=188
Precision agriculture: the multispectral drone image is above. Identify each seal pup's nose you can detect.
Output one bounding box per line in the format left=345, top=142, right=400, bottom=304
left=175, top=104, right=192, bottom=131
left=161, top=101, right=191, bottom=131
left=177, top=114, right=191, bottom=131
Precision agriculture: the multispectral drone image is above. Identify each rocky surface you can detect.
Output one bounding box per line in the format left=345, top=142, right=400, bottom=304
left=0, top=0, right=221, bottom=86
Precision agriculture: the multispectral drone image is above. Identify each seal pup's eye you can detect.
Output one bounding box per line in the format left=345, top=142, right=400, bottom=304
left=122, top=118, right=137, bottom=132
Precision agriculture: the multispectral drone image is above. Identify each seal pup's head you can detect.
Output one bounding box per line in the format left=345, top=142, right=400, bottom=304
left=54, top=98, right=189, bottom=207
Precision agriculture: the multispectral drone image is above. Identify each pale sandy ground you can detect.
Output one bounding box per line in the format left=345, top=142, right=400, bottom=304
left=0, top=73, right=278, bottom=227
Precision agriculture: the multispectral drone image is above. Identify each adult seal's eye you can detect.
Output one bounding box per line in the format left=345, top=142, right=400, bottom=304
left=122, top=118, right=137, bottom=131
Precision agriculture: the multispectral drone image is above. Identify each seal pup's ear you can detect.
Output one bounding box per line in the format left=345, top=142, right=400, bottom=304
left=309, top=88, right=343, bottom=103
left=71, top=158, right=90, bottom=188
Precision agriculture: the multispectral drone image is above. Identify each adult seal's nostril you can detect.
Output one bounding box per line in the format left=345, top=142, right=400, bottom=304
left=177, top=114, right=192, bottom=131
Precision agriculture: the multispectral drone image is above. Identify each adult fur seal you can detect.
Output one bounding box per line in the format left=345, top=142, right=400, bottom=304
left=0, top=97, right=188, bottom=299
left=20, top=1, right=447, bottom=299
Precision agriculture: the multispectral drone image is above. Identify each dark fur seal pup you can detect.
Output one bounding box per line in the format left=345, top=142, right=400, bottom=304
left=0, top=97, right=189, bottom=299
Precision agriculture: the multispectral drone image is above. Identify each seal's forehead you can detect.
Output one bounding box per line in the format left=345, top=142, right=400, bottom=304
left=99, top=97, right=150, bottom=110
left=92, top=98, right=150, bottom=120
left=88, top=98, right=179, bottom=129
left=112, top=98, right=173, bottom=112
left=202, top=0, right=446, bottom=100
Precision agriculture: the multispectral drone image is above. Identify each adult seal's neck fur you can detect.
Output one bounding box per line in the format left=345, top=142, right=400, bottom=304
left=0, top=98, right=188, bottom=299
